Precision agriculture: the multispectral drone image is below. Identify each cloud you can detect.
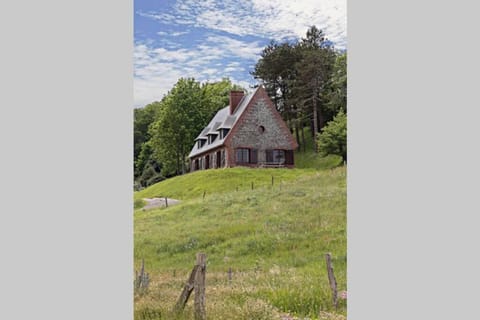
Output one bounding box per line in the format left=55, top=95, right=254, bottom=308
left=134, top=37, right=261, bottom=107
left=169, top=0, right=346, bottom=48
left=134, top=0, right=346, bottom=107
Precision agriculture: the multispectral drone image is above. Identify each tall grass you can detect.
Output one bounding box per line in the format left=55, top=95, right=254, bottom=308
left=134, top=166, right=346, bottom=319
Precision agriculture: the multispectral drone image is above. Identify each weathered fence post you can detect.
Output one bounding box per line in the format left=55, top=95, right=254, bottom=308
left=271, top=176, right=274, bottom=187
left=251, top=182, right=254, bottom=190
left=173, top=252, right=207, bottom=319
left=203, top=190, right=206, bottom=200
left=227, top=267, right=232, bottom=284
left=174, top=264, right=198, bottom=313
left=194, top=253, right=207, bottom=320
left=325, top=253, right=338, bottom=310
left=134, top=258, right=150, bottom=294
left=165, top=197, right=168, bottom=208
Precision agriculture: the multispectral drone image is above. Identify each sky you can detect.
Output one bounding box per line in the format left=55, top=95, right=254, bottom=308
left=134, top=0, right=346, bottom=108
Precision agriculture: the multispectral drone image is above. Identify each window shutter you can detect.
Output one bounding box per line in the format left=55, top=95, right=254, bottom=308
left=285, top=150, right=294, bottom=165
left=250, top=149, right=258, bottom=164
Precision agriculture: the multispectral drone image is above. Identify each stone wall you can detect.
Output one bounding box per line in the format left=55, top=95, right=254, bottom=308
left=227, top=97, right=296, bottom=165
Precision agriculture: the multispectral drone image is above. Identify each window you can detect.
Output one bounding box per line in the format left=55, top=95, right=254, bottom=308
left=219, top=129, right=230, bottom=139
left=198, top=140, right=206, bottom=148
left=236, top=148, right=257, bottom=164
left=236, top=148, right=249, bottom=163
left=266, top=149, right=285, bottom=164
left=208, top=135, right=217, bottom=144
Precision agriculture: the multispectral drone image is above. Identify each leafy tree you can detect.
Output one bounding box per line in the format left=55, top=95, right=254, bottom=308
left=324, top=53, right=347, bottom=114
left=150, top=78, right=204, bottom=176
left=317, top=111, right=347, bottom=161
left=135, top=140, right=164, bottom=188
left=134, top=101, right=163, bottom=169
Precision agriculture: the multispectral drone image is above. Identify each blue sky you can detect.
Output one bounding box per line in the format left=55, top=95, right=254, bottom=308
left=134, top=0, right=346, bottom=108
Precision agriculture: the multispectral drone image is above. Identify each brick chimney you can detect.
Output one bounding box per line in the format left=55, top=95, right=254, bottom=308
left=229, top=90, right=244, bottom=114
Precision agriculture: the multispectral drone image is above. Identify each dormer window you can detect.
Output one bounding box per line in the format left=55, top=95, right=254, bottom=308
left=219, top=128, right=230, bottom=139
left=197, top=139, right=206, bottom=148
left=208, top=135, right=217, bottom=144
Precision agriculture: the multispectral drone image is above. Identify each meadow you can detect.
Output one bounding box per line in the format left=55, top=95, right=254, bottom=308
left=134, top=152, right=346, bottom=319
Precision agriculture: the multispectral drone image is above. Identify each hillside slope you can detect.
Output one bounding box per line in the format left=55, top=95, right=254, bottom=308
left=134, top=166, right=346, bottom=320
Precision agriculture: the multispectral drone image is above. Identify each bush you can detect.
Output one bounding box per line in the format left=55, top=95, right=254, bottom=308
left=317, top=111, right=347, bottom=161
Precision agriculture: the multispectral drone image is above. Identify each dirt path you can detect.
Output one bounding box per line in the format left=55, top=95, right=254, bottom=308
left=142, top=197, right=180, bottom=210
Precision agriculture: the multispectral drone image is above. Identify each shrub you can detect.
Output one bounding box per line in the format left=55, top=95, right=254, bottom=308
left=317, top=111, right=347, bottom=161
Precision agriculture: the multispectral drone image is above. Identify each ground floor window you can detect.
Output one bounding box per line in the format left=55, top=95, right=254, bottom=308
left=235, top=148, right=249, bottom=163
left=266, top=149, right=286, bottom=164
left=235, top=148, right=258, bottom=164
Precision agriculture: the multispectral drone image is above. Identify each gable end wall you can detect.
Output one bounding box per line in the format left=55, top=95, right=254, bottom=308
left=225, top=88, right=298, bottom=166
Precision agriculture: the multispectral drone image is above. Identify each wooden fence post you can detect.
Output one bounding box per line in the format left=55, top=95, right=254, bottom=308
left=325, top=253, right=338, bottom=310
left=165, top=197, right=168, bottom=208
left=251, top=182, right=254, bottom=190
left=174, top=264, right=199, bottom=313
left=271, top=176, right=274, bottom=187
left=194, top=253, right=207, bottom=320
left=203, top=191, right=206, bottom=200
left=227, top=267, right=232, bottom=284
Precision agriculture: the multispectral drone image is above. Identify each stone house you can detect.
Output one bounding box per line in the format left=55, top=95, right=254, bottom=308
left=188, top=86, right=298, bottom=171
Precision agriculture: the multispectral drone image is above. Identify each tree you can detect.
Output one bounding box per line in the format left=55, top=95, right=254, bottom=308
left=134, top=101, right=163, bottom=183
left=134, top=102, right=160, bottom=163
left=324, top=53, right=347, bottom=114
left=317, top=111, right=347, bottom=161
left=251, top=41, right=300, bottom=125
left=294, top=26, right=336, bottom=148
left=150, top=78, right=205, bottom=176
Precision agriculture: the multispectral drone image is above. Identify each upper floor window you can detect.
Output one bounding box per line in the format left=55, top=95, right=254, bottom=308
left=219, top=128, right=230, bottom=139
left=208, top=134, right=217, bottom=144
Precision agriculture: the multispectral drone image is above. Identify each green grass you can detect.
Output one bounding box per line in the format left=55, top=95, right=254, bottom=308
left=294, top=126, right=344, bottom=170
left=134, top=165, right=346, bottom=319
left=134, top=167, right=319, bottom=202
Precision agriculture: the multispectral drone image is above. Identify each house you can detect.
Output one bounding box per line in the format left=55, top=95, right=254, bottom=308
left=188, top=86, right=298, bottom=171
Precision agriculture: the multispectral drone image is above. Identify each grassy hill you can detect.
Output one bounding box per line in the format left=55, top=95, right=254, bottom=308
left=134, top=161, right=346, bottom=319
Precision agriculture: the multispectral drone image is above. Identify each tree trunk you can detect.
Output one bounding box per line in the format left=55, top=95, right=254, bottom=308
left=312, top=94, right=318, bottom=152
left=295, top=122, right=300, bottom=149
left=301, top=125, right=306, bottom=152
left=317, top=100, right=325, bottom=132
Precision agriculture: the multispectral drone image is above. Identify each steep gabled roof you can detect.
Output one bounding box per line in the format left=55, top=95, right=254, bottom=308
left=188, top=88, right=258, bottom=158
